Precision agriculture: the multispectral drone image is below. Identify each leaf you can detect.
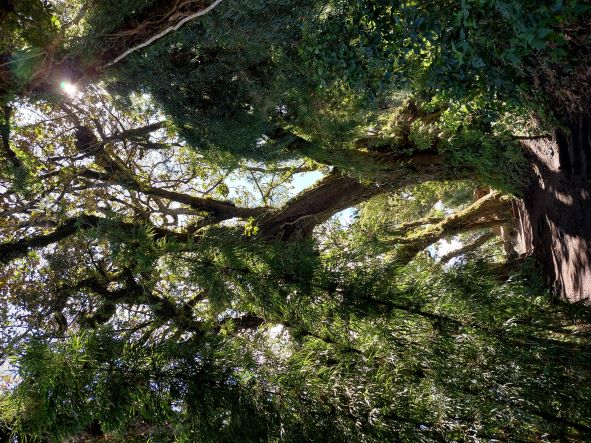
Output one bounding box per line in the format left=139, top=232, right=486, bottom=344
left=471, top=57, right=485, bottom=68
left=50, top=15, right=61, bottom=28
left=531, top=39, right=546, bottom=50
left=536, top=28, right=552, bottom=39
left=504, top=50, right=520, bottom=65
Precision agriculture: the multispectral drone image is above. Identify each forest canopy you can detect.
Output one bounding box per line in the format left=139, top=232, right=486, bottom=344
left=0, top=1, right=590, bottom=441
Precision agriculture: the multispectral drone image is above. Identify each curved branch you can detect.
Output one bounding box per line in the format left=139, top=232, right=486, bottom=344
left=386, top=216, right=446, bottom=236
left=256, top=147, right=466, bottom=241
left=258, top=170, right=383, bottom=241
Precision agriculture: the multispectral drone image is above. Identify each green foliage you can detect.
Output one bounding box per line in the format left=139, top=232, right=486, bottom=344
left=304, top=0, right=591, bottom=111
left=1, top=2, right=591, bottom=441
left=88, top=220, right=164, bottom=275
left=0, top=0, right=61, bottom=93
left=4, top=331, right=275, bottom=442
left=97, top=0, right=580, bottom=189
left=438, top=109, right=528, bottom=193
left=179, top=229, right=319, bottom=317
left=0, top=1, right=59, bottom=51
left=357, top=181, right=475, bottom=234
left=4, top=257, right=591, bottom=442
left=107, top=0, right=319, bottom=162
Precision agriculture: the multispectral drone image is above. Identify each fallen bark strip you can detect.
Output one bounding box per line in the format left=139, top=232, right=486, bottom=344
left=103, top=0, right=225, bottom=68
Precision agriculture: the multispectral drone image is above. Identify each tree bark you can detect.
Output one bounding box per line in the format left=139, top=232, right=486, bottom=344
left=258, top=171, right=382, bottom=241
left=276, top=129, right=462, bottom=183
left=257, top=148, right=467, bottom=241
left=0, top=105, right=22, bottom=169
left=518, top=108, right=591, bottom=302
left=0, top=149, right=470, bottom=260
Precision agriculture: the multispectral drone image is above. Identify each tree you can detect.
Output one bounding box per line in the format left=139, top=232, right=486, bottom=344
left=97, top=0, right=591, bottom=300
left=0, top=1, right=590, bottom=441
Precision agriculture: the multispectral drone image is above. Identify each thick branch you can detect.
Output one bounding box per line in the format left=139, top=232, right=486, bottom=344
left=0, top=215, right=91, bottom=263
left=104, top=121, right=166, bottom=142
left=387, top=216, right=446, bottom=236
left=391, top=192, right=512, bottom=265
left=258, top=170, right=382, bottom=241
left=257, top=147, right=464, bottom=241
left=273, top=130, right=456, bottom=181
left=0, top=105, right=22, bottom=168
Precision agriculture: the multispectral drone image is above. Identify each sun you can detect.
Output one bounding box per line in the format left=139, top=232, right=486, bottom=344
left=59, top=81, right=78, bottom=96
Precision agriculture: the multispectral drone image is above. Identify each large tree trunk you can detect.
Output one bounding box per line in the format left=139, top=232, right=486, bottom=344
left=517, top=108, right=591, bottom=302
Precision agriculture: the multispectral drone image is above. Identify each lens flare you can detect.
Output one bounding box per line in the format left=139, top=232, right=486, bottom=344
left=59, top=81, right=78, bottom=96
